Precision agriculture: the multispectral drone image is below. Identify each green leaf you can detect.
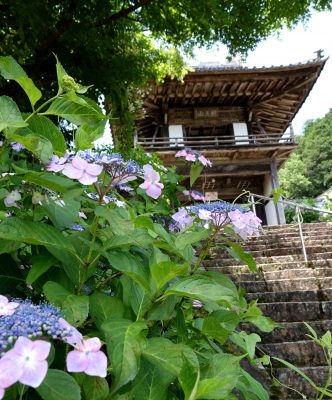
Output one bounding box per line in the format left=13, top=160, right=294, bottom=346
left=26, top=253, right=57, bottom=285
left=24, top=171, right=80, bottom=193
left=82, top=376, right=109, bottom=400
left=102, top=318, right=147, bottom=393
left=62, top=294, right=89, bottom=326
left=142, top=338, right=184, bottom=376
left=201, top=316, right=230, bottom=344
left=190, top=163, right=203, bottom=186
left=0, top=96, right=27, bottom=131
left=230, top=331, right=261, bottom=360
left=95, top=206, right=134, bottom=236
left=130, top=359, right=174, bottom=400
left=89, top=292, right=124, bottom=328
left=0, top=218, right=76, bottom=252
left=55, top=55, right=68, bottom=93
left=75, top=119, right=107, bottom=150
left=163, top=274, right=238, bottom=305
left=179, top=354, right=200, bottom=400
left=237, top=369, right=269, bottom=400
left=7, top=127, right=53, bottom=162
left=0, top=56, right=41, bottom=107
left=105, top=250, right=150, bottom=291
left=42, top=197, right=80, bottom=230
left=45, top=95, right=105, bottom=126
left=130, top=281, right=152, bottom=318
left=150, top=261, right=188, bottom=292
left=27, top=115, right=66, bottom=155
left=196, top=354, right=243, bottom=399
left=147, top=295, right=179, bottom=321
left=43, top=281, right=71, bottom=307
left=36, top=369, right=81, bottom=400
left=175, top=229, right=210, bottom=251
left=223, top=240, right=257, bottom=272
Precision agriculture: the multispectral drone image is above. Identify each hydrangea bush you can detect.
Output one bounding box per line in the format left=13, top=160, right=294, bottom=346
left=0, top=56, right=277, bottom=400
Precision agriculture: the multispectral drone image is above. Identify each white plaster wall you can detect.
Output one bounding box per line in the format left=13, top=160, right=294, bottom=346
left=264, top=173, right=279, bottom=226
left=169, top=125, right=184, bottom=147
left=233, top=123, right=249, bottom=145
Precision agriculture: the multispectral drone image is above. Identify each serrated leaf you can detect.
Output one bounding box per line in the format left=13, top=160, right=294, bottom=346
left=37, top=369, right=81, bottom=400
left=0, top=56, right=41, bottom=107
left=190, top=163, right=203, bottom=186
left=82, top=376, right=109, bottom=400
left=0, top=96, right=27, bottom=131
left=102, top=318, right=147, bottom=393
left=43, top=281, right=71, bottom=307
left=130, top=359, right=174, bottom=400
left=89, top=292, right=124, bottom=328
left=26, top=253, right=57, bottom=285
left=75, top=119, right=107, bottom=150
left=142, top=338, right=184, bottom=376
left=223, top=239, right=257, bottom=272
left=105, top=250, right=150, bottom=291
left=62, top=294, right=89, bottom=326
left=7, top=127, right=53, bottom=162
left=27, top=115, right=66, bottom=155
left=150, top=261, right=188, bottom=292
left=24, top=171, right=80, bottom=193
left=0, top=218, right=76, bottom=252
left=163, top=274, right=238, bottom=305
left=45, top=95, right=105, bottom=126
left=237, top=369, right=269, bottom=400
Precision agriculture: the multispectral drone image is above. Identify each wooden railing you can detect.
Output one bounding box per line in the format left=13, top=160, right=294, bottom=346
left=136, top=132, right=295, bottom=150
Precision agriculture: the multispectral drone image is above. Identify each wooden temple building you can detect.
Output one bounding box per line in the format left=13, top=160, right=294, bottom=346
left=135, top=57, right=327, bottom=225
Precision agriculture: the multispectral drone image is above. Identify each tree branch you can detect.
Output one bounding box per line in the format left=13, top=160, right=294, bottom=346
left=95, top=0, right=153, bottom=27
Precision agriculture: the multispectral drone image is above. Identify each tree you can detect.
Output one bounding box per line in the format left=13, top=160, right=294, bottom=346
left=1, top=0, right=331, bottom=150
left=279, top=109, right=332, bottom=199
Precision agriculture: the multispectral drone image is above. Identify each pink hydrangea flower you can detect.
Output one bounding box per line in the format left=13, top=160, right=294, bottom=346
left=66, top=337, right=107, bottom=377
left=0, top=295, right=19, bottom=316
left=198, top=155, right=212, bottom=167
left=228, top=210, right=262, bottom=239
left=185, top=153, right=196, bottom=162
left=175, top=149, right=188, bottom=158
left=0, top=357, right=21, bottom=399
left=172, top=208, right=194, bottom=230
left=3, top=337, right=51, bottom=388
left=62, top=156, right=103, bottom=185
left=46, top=154, right=68, bottom=172
left=139, top=164, right=164, bottom=199
left=59, top=318, right=83, bottom=347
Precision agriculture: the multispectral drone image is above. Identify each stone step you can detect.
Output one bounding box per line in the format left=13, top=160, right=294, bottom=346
left=261, top=340, right=325, bottom=367
left=206, top=258, right=332, bottom=275
left=215, top=236, right=332, bottom=250
left=206, top=251, right=332, bottom=267
left=227, top=268, right=332, bottom=284
left=262, top=222, right=332, bottom=232
left=239, top=277, right=332, bottom=294
left=211, top=244, right=332, bottom=259
left=257, top=301, right=332, bottom=322
left=247, top=288, right=332, bottom=303
left=243, top=319, right=332, bottom=344
left=272, top=366, right=329, bottom=399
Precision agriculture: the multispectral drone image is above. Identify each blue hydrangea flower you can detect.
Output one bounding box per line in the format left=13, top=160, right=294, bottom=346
left=188, top=200, right=247, bottom=215
left=0, top=299, right=69, bottom=355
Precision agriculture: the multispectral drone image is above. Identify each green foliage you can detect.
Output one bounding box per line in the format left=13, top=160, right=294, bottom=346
left=0, top=59, right=275, bottom=400
left=1, top=0, right=331, bottom=151
left=280, top=109, right=332, bottom=199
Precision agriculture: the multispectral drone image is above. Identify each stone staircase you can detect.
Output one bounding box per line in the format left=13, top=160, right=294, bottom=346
left=205, top=222, right=332, bottom=399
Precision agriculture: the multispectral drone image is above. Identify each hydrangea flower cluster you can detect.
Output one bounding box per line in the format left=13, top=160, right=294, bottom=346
left=0, top=297, right=68, bottom=354
left=0, top=296, right=108, bottom=398
left=46, top=149, right=164, bottom=199
left=171, top=201, right=262, bottom=239
left=175, top=148, right=212, bottom=167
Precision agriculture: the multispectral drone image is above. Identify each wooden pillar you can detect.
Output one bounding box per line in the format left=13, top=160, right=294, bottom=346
left=270, top=159, right=286, bottom=225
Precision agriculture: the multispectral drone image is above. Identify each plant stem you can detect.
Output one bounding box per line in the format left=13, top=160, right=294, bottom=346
left=18, top=385, right=25, bottom=400
left=24, top=94, right=59, bottom=122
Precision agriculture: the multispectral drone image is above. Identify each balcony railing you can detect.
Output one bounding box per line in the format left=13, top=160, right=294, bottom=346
left=136, top=132, right=295, bottom=150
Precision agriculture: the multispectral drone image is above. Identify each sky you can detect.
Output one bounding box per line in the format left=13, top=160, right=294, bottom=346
left=191, top=10, right=332, bottom=135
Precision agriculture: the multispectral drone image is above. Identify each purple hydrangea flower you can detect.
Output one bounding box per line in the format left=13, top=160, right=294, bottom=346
left=139, top=164, right=164, bottom=199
